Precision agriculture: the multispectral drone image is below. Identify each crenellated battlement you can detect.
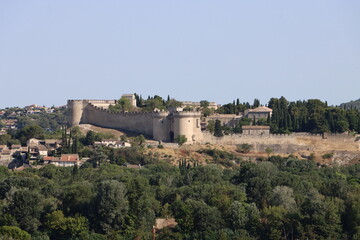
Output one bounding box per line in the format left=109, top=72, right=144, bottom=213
left=87, top=103, right=166, bottom=116
left=172, top=111, right=202, bottom=118
left=152, top=111, right=171, bottom=118
left=68, top=99, right=111, bottom=102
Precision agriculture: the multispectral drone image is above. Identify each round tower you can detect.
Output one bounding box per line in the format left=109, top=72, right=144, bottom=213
left=67, top=100, right=86, bottom=127
left=173, top=112, right=202, bottom=144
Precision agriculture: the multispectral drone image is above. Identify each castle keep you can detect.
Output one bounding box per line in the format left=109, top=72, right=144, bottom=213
left=67, top=99, right=203, bottom=143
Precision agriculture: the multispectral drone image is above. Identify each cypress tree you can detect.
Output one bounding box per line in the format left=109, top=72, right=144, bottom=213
left=214, top=120, right=224, bottom=137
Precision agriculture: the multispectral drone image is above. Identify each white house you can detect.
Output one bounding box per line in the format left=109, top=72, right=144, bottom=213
left=43, top=154, right=81, bottom=167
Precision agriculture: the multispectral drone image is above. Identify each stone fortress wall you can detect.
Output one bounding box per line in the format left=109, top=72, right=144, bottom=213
left=201, top=131, right=360, bottom=155
left=67, top=100, right=203, bottom=143
left=82, top=103, right=154, bottom=137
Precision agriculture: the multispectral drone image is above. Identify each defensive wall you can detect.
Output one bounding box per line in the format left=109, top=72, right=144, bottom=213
left=200, top=132, right=360, bottom=154
left=67, top=100, right=203, bottom=143
left=82, top=103, right=154, bottom=137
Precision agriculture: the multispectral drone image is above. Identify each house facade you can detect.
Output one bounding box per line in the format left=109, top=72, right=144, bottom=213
left=43, top=154, right=81, bottom=167
left=242, top=126, right=270, bottom=135
left=245, top=106, right=272, bottom=120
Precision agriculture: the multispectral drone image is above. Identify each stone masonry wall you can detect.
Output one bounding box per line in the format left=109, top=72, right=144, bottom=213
left=81, top=103, right=154, bottom=137
left=200, top=131, right=359, bottom=154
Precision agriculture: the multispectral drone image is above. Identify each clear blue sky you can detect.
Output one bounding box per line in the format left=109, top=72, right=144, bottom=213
left=1, top=1, right=359, bottom=108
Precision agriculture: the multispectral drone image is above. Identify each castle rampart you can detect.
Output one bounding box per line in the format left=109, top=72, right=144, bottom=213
left=67, top=100, right=203, bottom=143
left=81, top=103, right=154, bottom=137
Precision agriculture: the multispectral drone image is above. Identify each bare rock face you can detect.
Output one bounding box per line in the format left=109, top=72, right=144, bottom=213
left=331, top=151, right=360, bottom=165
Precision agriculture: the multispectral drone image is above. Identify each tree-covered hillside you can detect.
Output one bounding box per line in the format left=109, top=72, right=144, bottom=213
left=340, top=99, right=360, bottom=111
left=0, top=153, right=359, bottom=239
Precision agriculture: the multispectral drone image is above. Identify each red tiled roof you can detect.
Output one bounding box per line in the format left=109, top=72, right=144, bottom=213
left=44, top=154, right=79, bottom=162
left=60, top=154, right=79, bottom=162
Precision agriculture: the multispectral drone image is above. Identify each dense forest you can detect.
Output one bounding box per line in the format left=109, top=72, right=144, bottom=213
left=0, top=148, right=360, bottom=239
left=268, top=97, right=360, bottom=134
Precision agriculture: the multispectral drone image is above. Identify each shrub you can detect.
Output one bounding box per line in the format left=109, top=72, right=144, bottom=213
left=236, top=143, right=253, bottom=153
left=0, top=226, right=31, bottom=240
left=322, top=152, right=334, bottom=160
left=175, top=135, right=187, bottom=146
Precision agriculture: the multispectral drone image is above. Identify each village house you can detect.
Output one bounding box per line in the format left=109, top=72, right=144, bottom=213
left=17, top=146, right=29, bottom=160
left=24, top=104, right=48, bottom=114
left=0, top=145, right=12, bottom=165
left=3, top=119, right=18, bottom=130
left=10, top=144, right=21, bottom=151
left=242, top=125, right=270, bottom=135
left=27, top=138, right=61, bottom=150
left=94, top=140, right=131, bottom=148
left=41, top=139, right=61, bottom=150
left=0, top=145, right=8, bottom=152
left=181, top=101, right=219, bottom=110
left=244, top=106, right=272, bottom=120
left=29, top=144, right=48, bottom=160
left=27, top=138, right=41, bottom=145
left=0, top=150, right=12, bottom=163
left=43, top=154, right=81, bottom=167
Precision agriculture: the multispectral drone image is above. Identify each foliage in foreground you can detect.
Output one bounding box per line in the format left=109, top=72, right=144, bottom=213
left=0, top=153, right=359, bottom=239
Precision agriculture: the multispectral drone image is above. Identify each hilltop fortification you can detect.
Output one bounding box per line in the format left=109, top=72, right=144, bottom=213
left=67, top=99, right=202, bottom=143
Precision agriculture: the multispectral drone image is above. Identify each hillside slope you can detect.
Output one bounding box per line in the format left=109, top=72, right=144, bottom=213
left=340, top=98, right=360, bottom=110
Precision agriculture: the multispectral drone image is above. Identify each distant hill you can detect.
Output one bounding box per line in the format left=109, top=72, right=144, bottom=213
left=340, top=99, right=360, bottom=111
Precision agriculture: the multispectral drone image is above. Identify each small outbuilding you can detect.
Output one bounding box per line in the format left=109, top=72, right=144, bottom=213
left=242, top=126, right=270, bottom=135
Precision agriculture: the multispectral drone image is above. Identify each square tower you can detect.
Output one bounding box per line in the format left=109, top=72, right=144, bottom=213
left=121, top=94, right=137, bottom=107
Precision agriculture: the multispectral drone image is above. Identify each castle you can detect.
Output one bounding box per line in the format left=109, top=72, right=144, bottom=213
left=67, top=99, right=203, bottom=143
left=67, top=95, right=274, bottom=144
